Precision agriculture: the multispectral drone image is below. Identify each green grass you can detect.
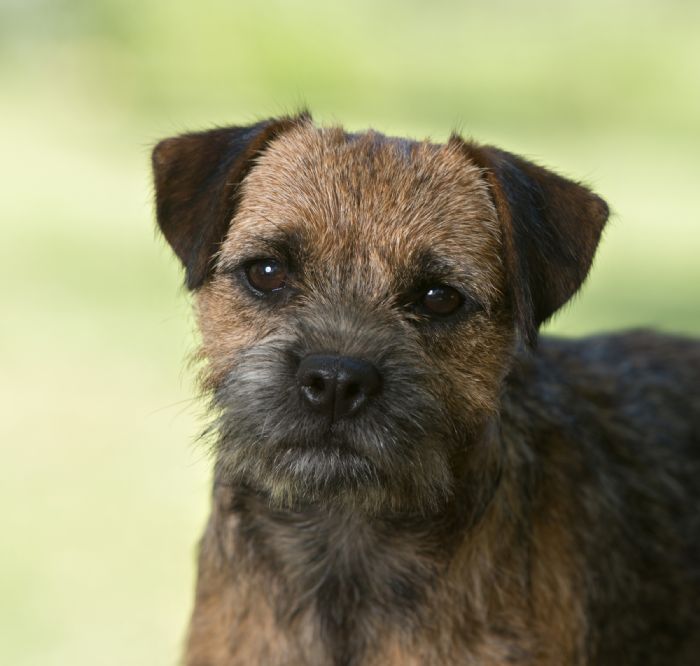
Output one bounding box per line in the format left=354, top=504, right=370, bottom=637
left=1, top=1, right=698, bottom=664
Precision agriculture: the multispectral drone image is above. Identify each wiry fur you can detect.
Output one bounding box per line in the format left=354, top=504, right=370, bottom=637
left=151, top=116, right=700, bottom=665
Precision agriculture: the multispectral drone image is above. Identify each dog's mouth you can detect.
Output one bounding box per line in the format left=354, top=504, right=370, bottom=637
left=268, top=438, right=387, bottom=492
left=270, top=429, right=379, bottom=468
left=279, top=427, right=358, bottom=452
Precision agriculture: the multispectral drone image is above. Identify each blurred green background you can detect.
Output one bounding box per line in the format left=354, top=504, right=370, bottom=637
left=1, top=1, right=698, bottom=664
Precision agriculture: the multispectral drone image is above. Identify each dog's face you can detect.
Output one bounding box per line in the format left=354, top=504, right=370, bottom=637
left=152, top=115, right=608, bottom=513
left=195, top=126, right=512, bottom=512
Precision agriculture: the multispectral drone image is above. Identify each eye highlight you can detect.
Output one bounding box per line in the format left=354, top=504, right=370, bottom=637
left=417, top=285, right=464, bottom=317
left=245, top=258, right=288, bottom=294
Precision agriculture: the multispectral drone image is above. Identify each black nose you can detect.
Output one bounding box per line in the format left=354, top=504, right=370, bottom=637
left=297, top=354, right=382, bottom=420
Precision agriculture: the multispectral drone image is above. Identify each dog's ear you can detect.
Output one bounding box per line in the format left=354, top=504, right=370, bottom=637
left=457, top=140, right=609, bottom=345
left=152, top=113, right=310, bottom=289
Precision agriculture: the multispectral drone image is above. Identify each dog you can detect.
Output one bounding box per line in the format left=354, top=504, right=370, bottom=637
left=151, top=113, right=700, bottom=665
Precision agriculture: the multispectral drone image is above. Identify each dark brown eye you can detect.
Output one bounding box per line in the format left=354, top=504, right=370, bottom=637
left=420, top=285, right=463, bottom=316
left=245, top=258, right=287, bottom=293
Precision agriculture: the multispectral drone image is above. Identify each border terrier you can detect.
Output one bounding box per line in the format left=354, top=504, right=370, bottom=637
left=151, top=113, right=700, bottom=665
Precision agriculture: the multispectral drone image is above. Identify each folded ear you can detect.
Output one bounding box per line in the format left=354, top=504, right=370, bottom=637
left=457, top=139, right=609, bottom=345
left=152, top=113, right=310, bottom=289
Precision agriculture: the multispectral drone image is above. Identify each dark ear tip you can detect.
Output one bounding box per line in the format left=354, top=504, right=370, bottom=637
left=152, top=136, right=188, bottom=175
left=590, top=193, right=610, bottom=224
left=185, top=269, right=206, bottom=291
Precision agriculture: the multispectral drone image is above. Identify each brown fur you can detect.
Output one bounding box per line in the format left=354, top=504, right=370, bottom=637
left=151, top=115, right=700, bottom=665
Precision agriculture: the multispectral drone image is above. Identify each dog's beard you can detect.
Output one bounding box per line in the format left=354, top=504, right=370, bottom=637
left=208, top=337, right=466, bottom=514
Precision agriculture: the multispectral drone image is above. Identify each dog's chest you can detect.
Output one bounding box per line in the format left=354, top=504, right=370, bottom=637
left=197, top=606, right=541, bottom=666
left=185, top=507, right=552, bottom=666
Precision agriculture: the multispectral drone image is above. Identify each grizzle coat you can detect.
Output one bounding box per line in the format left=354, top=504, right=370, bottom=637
left=151, top=114, right=700, bottom=665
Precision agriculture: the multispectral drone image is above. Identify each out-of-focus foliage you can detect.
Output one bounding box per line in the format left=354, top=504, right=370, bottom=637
left=1, top=1, right=698, bottom=664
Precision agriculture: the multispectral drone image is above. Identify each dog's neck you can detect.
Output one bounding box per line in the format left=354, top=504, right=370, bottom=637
left=232, top=485, right=465, bottom=594
left=211, top=438, right=515, bottom=663
left=224, top=486, right=462, bottom=661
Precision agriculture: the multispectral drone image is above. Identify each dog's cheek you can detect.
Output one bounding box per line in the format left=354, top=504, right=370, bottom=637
left=427, top=314, right=515, bottom=420
left=195, top=277, right=282, bottom=389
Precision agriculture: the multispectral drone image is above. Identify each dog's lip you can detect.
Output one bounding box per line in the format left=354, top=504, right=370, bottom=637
left=270, top=438, right=378, bottom=470
left=271, top=442, right=385, bottom=482
left=270, top=428, right=378, bottom=461
left=270, top=419, right=351, bottom=447
left=280, top=437, right=357, bottom=455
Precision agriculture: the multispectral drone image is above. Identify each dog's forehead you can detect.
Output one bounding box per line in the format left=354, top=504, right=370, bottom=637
left=221, top=124, right=501, bottom=280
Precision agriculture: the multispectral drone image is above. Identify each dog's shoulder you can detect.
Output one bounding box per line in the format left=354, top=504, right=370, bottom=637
left=507, top=330, right=699, bottom=429
left=538, top=328, right=700, bottom=379
left=502, top=328, right=700, bottom=509
left=499, top=331, right=700, bottom=663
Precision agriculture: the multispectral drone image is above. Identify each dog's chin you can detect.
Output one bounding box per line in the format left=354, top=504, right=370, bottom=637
left=257, top=438, right=390, bottom=509
left=219, top=434, right=456, bottom=515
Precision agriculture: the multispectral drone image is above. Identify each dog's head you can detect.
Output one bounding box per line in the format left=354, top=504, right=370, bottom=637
left=152, top=114, right=608, bottom=513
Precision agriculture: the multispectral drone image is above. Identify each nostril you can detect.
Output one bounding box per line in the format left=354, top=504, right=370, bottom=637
left=334, top=359, right=382, bottom=418
left=307, top=375, right=326, bottom=395
left=297, top=357, right=337, bottom=416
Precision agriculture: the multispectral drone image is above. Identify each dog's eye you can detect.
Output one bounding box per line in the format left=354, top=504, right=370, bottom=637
left=245, top=258, right=288, bottom=293
left=419, top=285, right=463, bottom=316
